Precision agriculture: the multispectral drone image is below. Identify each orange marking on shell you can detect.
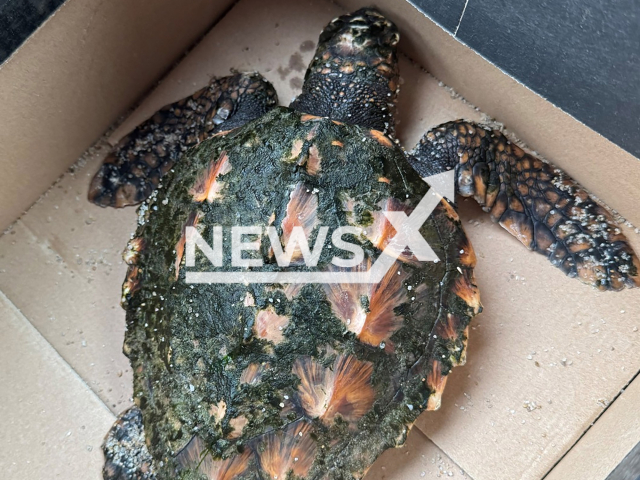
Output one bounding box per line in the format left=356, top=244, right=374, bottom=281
left=123, top=237, right=145, bottom=265
left=293, top=354, right=375, bottom=427
left=332, top=119, right=344, bottom=125
left=324, top=260, right=407, bottom=349
left=545, top=210, right=563, bottom=228
left=490, top=195, right=508, bottom=220
left=608, top=271, right=626, bottom=291
left=278, top=184, right=320, bottom=264
left=121, top=265, right=140, bottom=306
left=452, top=276, right=482, bottom=314
left=283, top=283, right=302, bottom=300
left=174, top=211, right=201, bottom=280
left=369, top=130, right=393, bottom=148
left=306, top=124, right=320, bottom=141
left=239, top=363, right=267, bottom=385
left=255, top=420, right=317, bottom=479
left=545, top=190, right=560, bottom=204
left=253, top=307, right=290, bottom=344
left=359, top=262, right=408, bottom=349
left=306, top=145, right=322, bottom=175
left=289, top=139, right=304, bottom=161
left=190, top=151, right=232, bottom=203
left=301, top=114, right=322, bottom=122
left=458, top=237, right=477, bottom=268
left=212, top=129, right=233, bottom=137
left=228, top=416, right=248, bottom=439
left=436, top=313, right=460, bottom=340
left=331, top=140, right=344, bottom=147
left=517, top=183, right=529, bottom=196
left=433, top=315, right=469, bottom=368
left=365, top=198, right=421, bottom=266
left=176, top=435, right=252, bottom=480
left=366, top=198, right=403, bottom=250
left=243, top=291, right=255, bottom=307
left=209, top=400, right=227, bottom=424
left=378, top=177, right=391, bottom=184
left=425, top=361, right=448, bottom=411
left=175, top=435, right=205, bottom=469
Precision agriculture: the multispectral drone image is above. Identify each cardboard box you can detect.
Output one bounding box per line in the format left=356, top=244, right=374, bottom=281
left=0, top=0, right=638, bottom=479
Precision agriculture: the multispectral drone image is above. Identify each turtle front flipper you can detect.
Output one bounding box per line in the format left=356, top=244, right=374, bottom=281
left=103, top=407, right=156, bottom=480
left=408, top=120, right=640, bottom=291
left=89, top=72, right=277, bottom=208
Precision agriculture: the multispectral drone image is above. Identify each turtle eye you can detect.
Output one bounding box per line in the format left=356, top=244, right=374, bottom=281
left=381, top=30, right=400, bottom=47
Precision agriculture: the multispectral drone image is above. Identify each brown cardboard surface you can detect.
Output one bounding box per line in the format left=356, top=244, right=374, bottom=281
left=0, top=0, right=638, bottom=479
left=545, top=372, right=640, bottom=480
left=0, top=292, right=115, bottom=479
left=366, top=428, right=468, bottom=479
left=0, top=0, right=234, bottom=232
left=0, top=143, right=137, bottom=413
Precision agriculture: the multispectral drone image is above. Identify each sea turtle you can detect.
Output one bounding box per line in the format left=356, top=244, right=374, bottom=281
left=89, top=8, right=640, bottom=480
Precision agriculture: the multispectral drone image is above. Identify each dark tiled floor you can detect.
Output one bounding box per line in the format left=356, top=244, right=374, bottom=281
left=0, top=0, right=66, bottom=63
left=413, top=0, right=640, bottom=160
left=407, top=0, right=467, bottom=33
left=608, top=442, right=640, bottom=480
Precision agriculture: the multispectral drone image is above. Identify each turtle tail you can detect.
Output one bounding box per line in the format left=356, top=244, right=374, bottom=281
left=408, top=120, right=640, bottom=291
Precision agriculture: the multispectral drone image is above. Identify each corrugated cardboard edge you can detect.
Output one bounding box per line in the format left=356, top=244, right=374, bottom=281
left=0, top=290, right=116, bottom=479
left=545, top=373, right=640, bottom=479
left=0, top=0, right=236, bottom=232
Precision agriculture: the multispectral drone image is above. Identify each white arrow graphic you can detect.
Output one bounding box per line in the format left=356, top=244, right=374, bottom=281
left=422, top=169, right=456, bottom=203
left=186, top=190, right=442, bottom=285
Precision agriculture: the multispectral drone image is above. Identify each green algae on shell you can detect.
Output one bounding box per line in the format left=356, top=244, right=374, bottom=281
left=122, top=107, right=480, bottom=479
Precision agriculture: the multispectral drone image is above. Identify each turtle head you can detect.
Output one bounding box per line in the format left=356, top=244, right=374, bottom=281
left=290, top=8, right=400, bottom=135
left=319, top=8, right=400, bottom=55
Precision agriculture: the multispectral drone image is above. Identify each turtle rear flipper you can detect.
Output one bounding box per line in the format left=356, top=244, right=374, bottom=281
left=89, top=72, right=277, bottom=208
left=103, top=407, right=156, bottom=480
left=409, top=120, right=640, bottom=291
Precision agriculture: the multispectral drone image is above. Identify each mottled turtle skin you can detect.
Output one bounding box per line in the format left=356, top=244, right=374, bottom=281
left=94, top=8, right=639, bottom=480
